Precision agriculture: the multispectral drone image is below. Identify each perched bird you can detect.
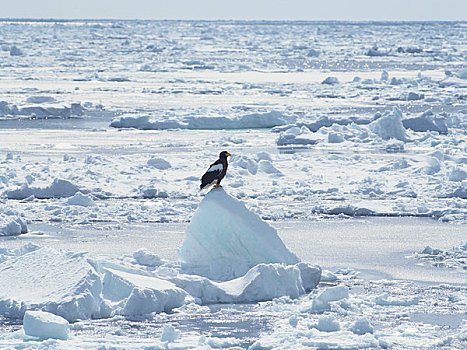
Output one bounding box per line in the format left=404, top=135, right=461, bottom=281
left=200, top=151, right=231, bottom=191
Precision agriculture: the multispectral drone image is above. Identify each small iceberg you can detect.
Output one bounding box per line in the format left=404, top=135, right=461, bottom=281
left=179, top=188, right=300, bottom=281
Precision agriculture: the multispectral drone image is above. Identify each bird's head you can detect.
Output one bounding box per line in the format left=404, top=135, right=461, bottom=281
left=219, top=151, right=231, bottom=158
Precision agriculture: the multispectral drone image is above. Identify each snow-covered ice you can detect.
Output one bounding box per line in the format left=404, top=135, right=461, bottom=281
left=0, top=19, right=466, bottom=349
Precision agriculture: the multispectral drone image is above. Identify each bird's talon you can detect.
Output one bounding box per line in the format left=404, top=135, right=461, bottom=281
left=214, top=184, right=222, bottom=188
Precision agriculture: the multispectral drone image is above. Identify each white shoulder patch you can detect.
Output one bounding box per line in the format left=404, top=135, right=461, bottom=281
left=207, top=163, right=223, bottom=173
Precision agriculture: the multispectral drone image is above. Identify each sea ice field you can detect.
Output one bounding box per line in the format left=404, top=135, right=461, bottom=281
left=0, top=19, right=466, bottom=349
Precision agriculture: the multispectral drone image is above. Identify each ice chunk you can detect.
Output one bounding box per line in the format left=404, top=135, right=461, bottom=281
left=406, top=92, right=424, bottom=101
left=23, top=310, right=69, bottom=340
left=256, top=151, right=272, bottom=161
left=369, top=108, right=407, bottom=141
left=304, top=285, right=349, bottom=313
left=232, top=155, right=258, bottom=175
left=67, top=192, right=96, bottom=207
left=351, top=317, right=374, bottom=335
left=140, top=187, right=169, bottom=198
left=218, top=263, right=304, bottom=302
left=374, top=293, right=419, bottom=306
left=321, top=76, right=339, bottom=85
left=147, top=157, right=171, bottom=170
left=448, top=167, right=467, bottom=182
left=179, top=188, right=299, bottom=281
left=295, top=263, right=321, bottom=292
left=26, top=96, right=58, bottom=104
left=366, top=46, right=388, bottom=56
left=277, top=126, right=318, bottom=146
left=160, top=324, right=180, bottom=342
left=9, top=45, right=24, bottom=56
left=102, top=268, right=187, bottom=316
left=423, top=157, right=441, bottom=175
left=316, top=314, right=340, bottom=332
left=380, top=70, right=389, bottom=81
left=111, top=111, right=292, bottom=130
left=402, top=110, right=448, bottom=134
left=172, top=263, right=307, bottom=303
left=133, top=248, right=162, bottom=267
left=258, top=160, right=282, bottom=175
left=0, top=217, right=28, bottom=236
left=5, top=178, right=80, bottom=200
left=0, top=247, right=102, bottom=321
left=328, top=132, right=345, bottom=143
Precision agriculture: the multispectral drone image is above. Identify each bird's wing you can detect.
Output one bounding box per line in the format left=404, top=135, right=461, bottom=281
left=206, top=163, right=223, bottom=173
left=200, top=160, right=223, bottom=188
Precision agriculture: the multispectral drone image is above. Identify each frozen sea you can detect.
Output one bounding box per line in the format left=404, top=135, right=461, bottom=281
left=0, top=20, right=466, bottom=349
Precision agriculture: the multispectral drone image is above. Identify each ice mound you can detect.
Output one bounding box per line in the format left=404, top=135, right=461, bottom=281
left=276, top=126, right=318, bottom=146
left=179, top=188, right=300, bottom=281
left=5, top=178, right=80, bottom=200
left=110, top=111, right=292, bottom=130
left=102, top=268, right=187, bottom=316
left=402, top=110, right=448, bottom=134
left=147, top=157, right=171, bottom=170
left=0, top=246, right=187, bottom=321
left=25, top=96, right=58, bottom=104
left=173, top=262, right=319, bottom=304
left=414, top=241, right=467, bottom=270
left=23, top=311, right=69, bottom=340
left=369, top=108, right=407, bottom=141
left=0, top=247, right=102, bottom=321
left=321, top=76, right=339, bottom=85
left=0, top=216, right=27, bottom=236
left=301, top=285, right=350, bottom=313
left=67, top=192, right=96, bottom=207
left=9, top=45, right=24, bottom=56
left=133, top=248, right=163, bottom=267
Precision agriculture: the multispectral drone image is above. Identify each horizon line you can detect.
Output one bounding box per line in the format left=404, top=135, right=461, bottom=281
left=1, top=17, right=466, bottom=23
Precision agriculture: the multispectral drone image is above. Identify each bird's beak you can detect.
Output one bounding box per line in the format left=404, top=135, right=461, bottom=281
left=226, top=152, right=231, bottom=157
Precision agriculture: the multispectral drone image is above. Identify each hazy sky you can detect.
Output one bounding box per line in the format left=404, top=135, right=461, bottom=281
left=2, top=0, right=466, bottom=21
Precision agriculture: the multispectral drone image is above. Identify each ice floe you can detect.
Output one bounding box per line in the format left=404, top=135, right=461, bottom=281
left=5, top=178, right=81, bottom=200
left=110, top=111, right=293, bottom=130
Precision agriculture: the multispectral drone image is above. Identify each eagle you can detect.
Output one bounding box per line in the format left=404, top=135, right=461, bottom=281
left=200, top=151, right=231, bottom=191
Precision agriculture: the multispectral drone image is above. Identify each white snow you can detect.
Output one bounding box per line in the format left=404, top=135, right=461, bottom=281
left=23, top=310, right=69, bottom=340
left=179, top=188, right=300, bottom=280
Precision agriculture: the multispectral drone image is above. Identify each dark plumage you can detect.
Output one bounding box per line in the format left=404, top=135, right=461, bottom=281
left=200, top=151, right=231, bottom=190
